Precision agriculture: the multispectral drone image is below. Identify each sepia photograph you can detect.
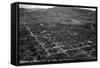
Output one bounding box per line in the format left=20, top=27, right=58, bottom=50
left=14, top=2, right=97, bottom=65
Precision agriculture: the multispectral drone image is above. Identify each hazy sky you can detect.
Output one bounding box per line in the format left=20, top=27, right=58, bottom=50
left=19, top=4, right=55, bottom=9
left=19, top=4, right=96, bottom=11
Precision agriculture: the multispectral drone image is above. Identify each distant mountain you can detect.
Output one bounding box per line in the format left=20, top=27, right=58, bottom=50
left=19, top=6, right=96, bottom=25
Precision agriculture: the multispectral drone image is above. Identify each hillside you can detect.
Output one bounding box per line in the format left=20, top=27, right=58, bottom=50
left=19, top=6, right=96, bottom=24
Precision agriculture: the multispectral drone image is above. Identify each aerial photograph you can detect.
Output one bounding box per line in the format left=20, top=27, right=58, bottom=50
left=19, top=4, right=97, bottom=64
